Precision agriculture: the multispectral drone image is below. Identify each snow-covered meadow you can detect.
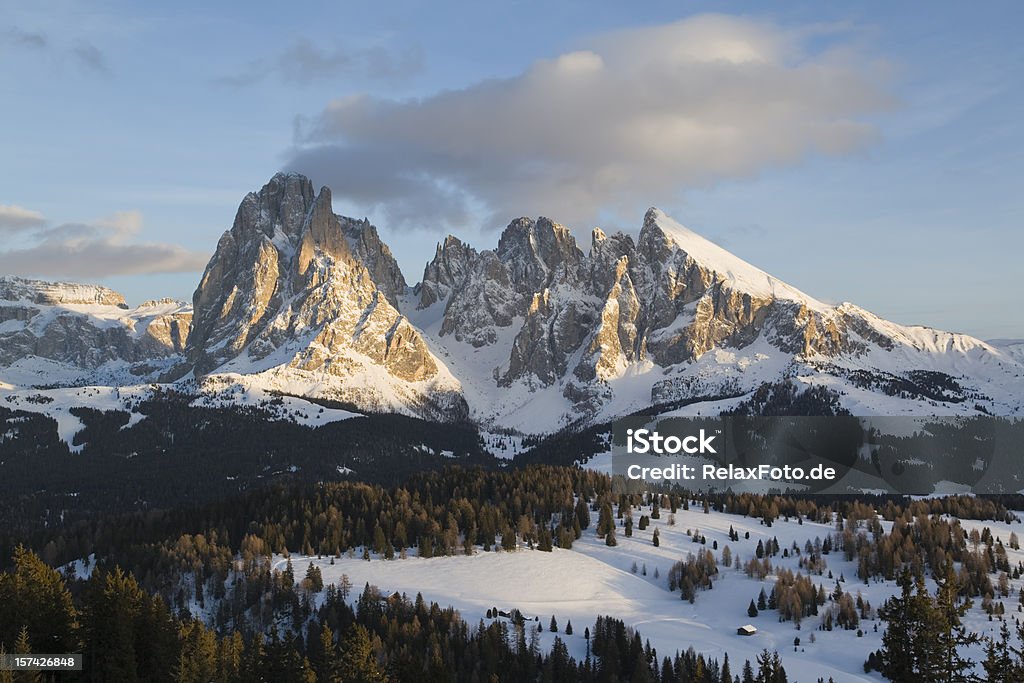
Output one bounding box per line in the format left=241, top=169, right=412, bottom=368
left=275, top=503, right=1024, bottom=682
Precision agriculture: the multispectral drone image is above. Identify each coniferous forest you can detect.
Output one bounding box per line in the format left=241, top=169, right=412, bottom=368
left=3, top=402, right=1024, bottom=681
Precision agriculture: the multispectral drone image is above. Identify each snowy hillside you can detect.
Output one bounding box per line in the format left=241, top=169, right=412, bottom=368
left=274, top=503, right=1023, bottom=682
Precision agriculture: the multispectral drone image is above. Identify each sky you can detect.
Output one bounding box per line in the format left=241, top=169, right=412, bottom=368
left=1, top=1, right=1022, bottom=339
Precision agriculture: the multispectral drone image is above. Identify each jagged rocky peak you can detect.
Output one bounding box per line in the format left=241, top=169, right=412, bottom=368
left=416, top=235, right=477, bottom=308
left=413, top=205, right=876, bottom=414
left=295, top=184, right=353, bottom=280
left=188, top=174, right=314, bottom=372
left=184, top=172, right=451, bottom=412
left=234, top=172, right=317, bottom=243
left=586, top=227, right=636, bottom=296
left=340, top=216, right=407, bottom=306
left=189, top=174, right=356, bottom=372
left=496, top=216, right=583, bottom=291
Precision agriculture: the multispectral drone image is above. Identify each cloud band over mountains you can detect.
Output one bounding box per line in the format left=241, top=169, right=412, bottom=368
left=286, top=14, right=894, bottom=232
left=0, top=208, right=208, bottom=278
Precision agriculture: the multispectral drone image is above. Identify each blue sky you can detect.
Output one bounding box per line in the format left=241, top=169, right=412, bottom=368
left=1, top=1, right=1021, bottom=339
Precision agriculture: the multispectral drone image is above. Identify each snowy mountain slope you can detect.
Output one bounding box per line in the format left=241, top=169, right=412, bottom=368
left=406, top=209, right=1022, bottom=430
left=0, top=276, right=191, bottom=386
left=989, top=339, right=1024, bottom=364
left=1, top=173, right=1021, bottom=434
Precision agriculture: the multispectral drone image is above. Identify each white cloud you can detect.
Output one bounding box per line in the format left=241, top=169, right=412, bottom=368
left=0, top=207, right=208, bottom=278
left=286, top=14, right=894, bottom=232
left=0, top=204, right=47, bottom=231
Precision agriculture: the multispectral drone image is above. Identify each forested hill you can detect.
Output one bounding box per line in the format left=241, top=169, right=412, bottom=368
left=0, top=397, right=493, bottom=539
left=4, top=462, right=1024, bottom=681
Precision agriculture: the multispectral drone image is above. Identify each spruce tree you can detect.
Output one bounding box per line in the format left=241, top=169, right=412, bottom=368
left=177, top=620, right=217, bottom=683
left=597, top=503, right=615, bottom=539
left=877, top=568, right=917, bottom=679
left=0, top=546, right=79, bottom=654
left=314, top=623, right=340, bottom=683
left=338, top=624, right=386, bottom=683
left=720, top=653, right=731, bottom=683
left=741, top=660, right=755, bottom=683
left=982, top=622, right=1016, bottom=682
left=930, top=563, right=979, bottom=682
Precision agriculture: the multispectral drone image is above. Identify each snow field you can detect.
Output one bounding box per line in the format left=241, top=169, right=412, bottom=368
left=274, top=504, right=1024, bottom=681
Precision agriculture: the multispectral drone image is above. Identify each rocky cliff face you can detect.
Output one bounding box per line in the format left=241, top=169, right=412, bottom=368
left=415, top=208, right=861, bottom=412
left=184, top=173, right=462, bottom=418
left=0, top=277, right=191, bottom=374
left=0, top=277, right=128, bottom=308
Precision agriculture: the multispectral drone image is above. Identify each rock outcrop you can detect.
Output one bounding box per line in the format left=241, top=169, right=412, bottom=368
left=414, top=207, right=956, bottom=419
left=0, top=277, right=190, bottom=373
left=183, top=173, right=461, bottom=417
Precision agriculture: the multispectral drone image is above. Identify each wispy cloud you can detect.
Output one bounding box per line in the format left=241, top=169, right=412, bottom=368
left=1, top=25, right=109, bottom=73
left=0, top=204, right=47, bottom=232
left=0, top=206, right=208, bottom=278
left=71, top=41, right=108, bottom=73
left=0, top=27, right=47, bottom=49
left=286, top=14, right=894, bottom=232
left=217, top=37, right=423, bottom=86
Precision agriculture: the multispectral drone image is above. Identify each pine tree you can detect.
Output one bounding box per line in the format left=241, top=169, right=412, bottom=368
left=14, top=627, right=41, bottom=683
left=930, top=563, right=980, bottom=682
left=136, top=595, right=178, bottom=681
left=597, top=503, right=615, bottom=539
left=0, top=546, right=79, bottom=654
left=83, top=567, right=146, bottom=683
left=720, top=652, right=731, bottom=683
left=216, top=631, right=245, bottom=683
left=574, top=498, right=591, bottom=530
left=876, top=566, right=975, bottom=683
left=306, top=563, right=324, bottom=592
left=877, top=568, right=921, bottom=681
left=0, top=643, right=13, bottom=683
left=652, top=528, right=660, bottom=547
left=741, top=660, right=755, bottom=683
left=314, top=623, right=340, bottom=683
left=748, top=600, right=758, bottom=618
left=177, top=620, right=217, bottom=683
left=982, top=622, right=1016, bottom=682
left=549, top=616, right=558, bottom=633
left=338, top=624, right=386, bottom=682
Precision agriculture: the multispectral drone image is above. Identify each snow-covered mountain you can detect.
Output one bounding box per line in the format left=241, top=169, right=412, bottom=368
left=1, top=173, right=1021, bottom=432
left=0, top=276, right=191, bottom=386
left=178, top=172, right=464, bottom=420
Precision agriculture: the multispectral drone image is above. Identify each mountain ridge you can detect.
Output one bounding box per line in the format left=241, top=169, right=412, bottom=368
left=1, top=172, right=1020, bottom=433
